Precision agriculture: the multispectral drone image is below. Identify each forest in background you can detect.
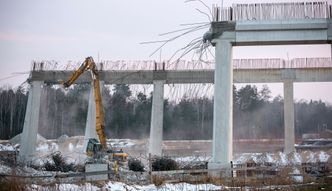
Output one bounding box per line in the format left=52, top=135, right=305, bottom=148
left=0, top=84, right=331, bottom=140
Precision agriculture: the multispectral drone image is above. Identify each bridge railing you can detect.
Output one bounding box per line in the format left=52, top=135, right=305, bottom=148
left=212, top=1, right=331, bottom=21
left=31, top=58, right=332, bottom=71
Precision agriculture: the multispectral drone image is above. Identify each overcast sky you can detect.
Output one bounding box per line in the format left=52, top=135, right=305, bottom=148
left=0, top=0, right=331, bottom=103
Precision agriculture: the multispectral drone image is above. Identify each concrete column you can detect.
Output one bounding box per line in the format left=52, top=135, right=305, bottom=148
left=283, top=80, right=295, bottom=154
left=148, top=80, right=165, bottom=156
left=209, top=37, right=233, bottom=169
left=83, top=82, right=102, bottom=151
left=18, top=81, right=43, bottom=163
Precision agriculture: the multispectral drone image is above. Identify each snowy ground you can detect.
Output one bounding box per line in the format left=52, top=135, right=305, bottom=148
left=27, top=181, right=223, bottom=191
left=1, top=137, right=331, bottom=190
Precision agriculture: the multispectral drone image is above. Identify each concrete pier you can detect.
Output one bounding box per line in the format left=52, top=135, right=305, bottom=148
left=283, top=80, right=295, bottom=153
left=148, top=80, right=165, bottom=156
left=18, top=81, right=43, bottom=163
left=209, top=35, right=234, bottom=170
left=83, top=82, right=99, bottom=151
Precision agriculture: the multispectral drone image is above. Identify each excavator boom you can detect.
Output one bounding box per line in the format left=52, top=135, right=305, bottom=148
left=63, top=57, right=107, bottom=149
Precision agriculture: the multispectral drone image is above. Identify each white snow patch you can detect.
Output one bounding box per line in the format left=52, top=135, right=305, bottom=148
left=104, top=181, right=155, bottom=191
left=103, top=181, right=222, bottom=191
left=36, top=143, right=49, bottom=152
left=252, top=154, right=259, bottom=163
left=36, top=142, right=58, bottom=153
left=109, top=139, right=135, bottom=148
left=161, top=182, right=222, bottom=191
left=293, top=152, right=302, bottom=165
left=318, top=151, right=329, bottom=162
left=278, top=152, right=288, bottom=165
left=287, top=152, right=302, bottom=165
left=0, top=164, right=12, bottom=174
left=68, top=143, right=74, bottom=151
left=57, top=183, right=98, bottom=191
left=0, top=143, right=15, bottom=151
left=51, top=142, right=59, bottom=151
left=30, top=183, right=99, bottom=191
left=175, top=156, right=210, bottom=162
left=32, top=158, right=46, bottom=166
left=105, top=181, right=128, bottom=191
left=265, top=153, right=274, bottom=163
left=233, top=155, right=246, bottom=164
left=291, top=168, right=303, bottom=183
left=307, top=152, right=317, bottom=163
left=233, top=153, right=261, bottom=164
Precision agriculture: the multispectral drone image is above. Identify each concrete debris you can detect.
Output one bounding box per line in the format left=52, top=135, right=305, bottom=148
left=57, top=134, right=69, bottom=143
left=9, top=133, right=47, bottom=145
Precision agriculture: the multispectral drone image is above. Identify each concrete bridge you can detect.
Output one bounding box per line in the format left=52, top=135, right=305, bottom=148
left=30, top=62, right=332, bottom=84
left=205, top=1, right=332, bottom=171
left=18, top=1, right=332, bottom=168
left=19, top=57, right=332, bottom=162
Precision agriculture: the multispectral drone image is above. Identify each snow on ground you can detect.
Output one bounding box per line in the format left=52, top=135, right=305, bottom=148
left=291, top=168, right=303, bottom=183
left=29, top=181, right=222, bottom=191
left=1, top=139, right=331, bottom=166
left=1, top=138, right=331, bottom=190
left=233, top=153, right=261, bottom=164
left=174, top=155, right=211, bottom=162
left=292, top=152, right=302, bottom=165
left=319, top=151, right=329, bottom=162
left=264, top=153, right=274, bottom=163
left=0, top=143, right=15, bottom=151
left=108, top=139, right=135, bottom=148
left=232, top=151, right=330, bottom=165
left=68, top=143, right=74, bottom=151
left=160, top=183, right=222, bottom=191
left=278, top=152, right=288, bottom=165
left=0, top=163, right=12, bottom=174
left=30, top=183, right=99, bottom=191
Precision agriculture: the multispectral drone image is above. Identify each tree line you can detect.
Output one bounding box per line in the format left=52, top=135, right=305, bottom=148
left=0, top=84, right=331, bottom=140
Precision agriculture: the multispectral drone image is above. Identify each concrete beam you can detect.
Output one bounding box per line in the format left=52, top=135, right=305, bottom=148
left=211, top=19, right=331, bottom=46
left=235, top=19, right=328, bottom=31
left=18, top=81, right=43, bottom=163
left=30, top=68, right=332, bottom=84
left=234, top=30, right=327, bottom=45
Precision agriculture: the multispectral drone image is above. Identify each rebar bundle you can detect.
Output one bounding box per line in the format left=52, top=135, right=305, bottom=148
left=213, top=1, right=331, bottom=22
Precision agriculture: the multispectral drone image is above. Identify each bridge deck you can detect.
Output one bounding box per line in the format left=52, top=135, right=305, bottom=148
left=30, top=67, right=332, bottom=84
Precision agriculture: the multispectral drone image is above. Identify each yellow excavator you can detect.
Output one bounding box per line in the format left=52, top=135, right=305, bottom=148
left=62, top=56, right=128, bottom=162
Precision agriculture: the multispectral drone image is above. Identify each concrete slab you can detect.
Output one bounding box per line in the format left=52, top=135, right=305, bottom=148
left=85, top=163, right=109, bottom=181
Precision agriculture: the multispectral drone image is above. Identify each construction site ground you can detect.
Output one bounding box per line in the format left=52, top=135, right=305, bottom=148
left=0, top=136, right=331, bottom=190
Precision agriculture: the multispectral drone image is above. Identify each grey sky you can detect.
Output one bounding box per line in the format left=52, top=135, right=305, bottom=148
left=0, top=0, right=331, bottom=103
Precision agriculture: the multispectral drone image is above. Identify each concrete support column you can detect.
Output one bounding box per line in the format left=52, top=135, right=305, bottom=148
left=209, top=38, right=233, bottom=169
left=83, top=81, right=103, bottom=151
left=283, top=80, right=295, bottom=154
left=148, top=80, right=165, bottom=156
left=18, top=81, right=43, bottom=163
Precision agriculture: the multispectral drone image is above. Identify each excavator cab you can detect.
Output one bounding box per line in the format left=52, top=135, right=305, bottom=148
left=86, top=138, right=102, bottom=157
left=86, top=138, right=128, bottom=162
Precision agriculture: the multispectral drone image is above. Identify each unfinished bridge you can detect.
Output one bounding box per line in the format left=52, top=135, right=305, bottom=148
left=19, top=1, right=332, bottom=171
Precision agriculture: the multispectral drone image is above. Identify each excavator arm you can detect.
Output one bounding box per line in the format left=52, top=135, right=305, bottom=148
left=63, top=57, right=107, bottom=149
